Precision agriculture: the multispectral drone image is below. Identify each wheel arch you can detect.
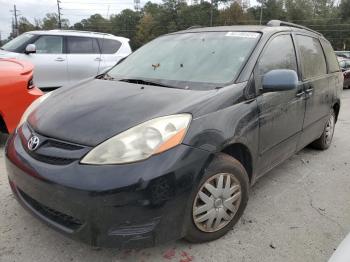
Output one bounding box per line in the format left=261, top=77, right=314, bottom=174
left=333, top=101, right=340, bottom=122
left=0, top=113, right=8, bottom=134
left=221, top=143, right=253, bottom=183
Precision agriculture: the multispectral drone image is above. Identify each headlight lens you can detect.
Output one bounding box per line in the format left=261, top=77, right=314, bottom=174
left=18, top=92, right=51, bottom=127
left=81, top=114, right=192, bottom=165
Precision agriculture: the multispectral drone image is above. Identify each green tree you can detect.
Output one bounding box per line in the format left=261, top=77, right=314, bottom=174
left=339, top=0, right=350, bottom=20
left=73, top=14, right=111, bottom=32
left=110, top=9, right=141, bottom=47
left=285, top=0, right=313, bottom=22
left=18, top=17, right=35, bottom=34
left=257, top=0, right=286, bottom=22
left=42, top=13, right=69, bottom=30
left=135, top=14, right=157, bottom=46
left=219, top=2, right=252, bottom=25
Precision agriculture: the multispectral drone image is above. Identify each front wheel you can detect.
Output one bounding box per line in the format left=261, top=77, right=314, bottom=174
left=311, top=110, right=336, bottom=150
left=185, top=153, right=249, bottom=243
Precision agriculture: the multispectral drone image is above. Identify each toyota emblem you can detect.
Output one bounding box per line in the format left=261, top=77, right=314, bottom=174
left=27, top=136, right=40, bottom=151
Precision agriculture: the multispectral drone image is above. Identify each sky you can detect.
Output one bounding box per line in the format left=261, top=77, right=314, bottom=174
left=0, top=0, right=259, bottom=40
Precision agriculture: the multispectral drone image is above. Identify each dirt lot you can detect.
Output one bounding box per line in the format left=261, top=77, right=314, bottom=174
left=1, top=90, right=349, bottom=262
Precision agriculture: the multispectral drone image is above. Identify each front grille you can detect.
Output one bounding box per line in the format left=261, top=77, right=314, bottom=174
left=27, top=151, right=75, bottom=165
left=18, top=189, right=83, bottom=230
left=20, top=124, right=90, bottom=165
left=44, top=140, right=83, bottom=151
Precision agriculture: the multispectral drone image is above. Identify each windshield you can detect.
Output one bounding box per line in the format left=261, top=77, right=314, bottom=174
left=1, top=33, right=34, bottom=52
left=108, top=31, right=261, bottom=89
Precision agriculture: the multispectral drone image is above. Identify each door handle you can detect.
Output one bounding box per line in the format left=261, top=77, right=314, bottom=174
left=296, top=91, right=305, bottom=98
left=305, top=87, right=313, bottom=96
left=55, top=57, right=65, bottom=62
left=94, top=57, right=102, bottom=61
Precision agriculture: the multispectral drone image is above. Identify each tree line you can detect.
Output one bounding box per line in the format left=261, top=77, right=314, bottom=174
left=6, top=0, right=350, bottom=50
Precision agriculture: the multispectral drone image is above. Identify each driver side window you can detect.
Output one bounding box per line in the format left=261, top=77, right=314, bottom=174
left=34, top=35, right=63, bottom=54
left=256, top=34, right=298, bottom=87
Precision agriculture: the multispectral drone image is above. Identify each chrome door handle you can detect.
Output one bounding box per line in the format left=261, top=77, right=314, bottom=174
left=94, top=57, right=102, bottom=61
left=55, top=57, right=65, bottom=62
left=305, top=88, right=313, bottom=96
left=296, top=91, right=305, bottom=98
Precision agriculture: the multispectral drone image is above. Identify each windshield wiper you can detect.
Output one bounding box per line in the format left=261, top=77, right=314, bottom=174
left=118, top=78, right=180, bottom=89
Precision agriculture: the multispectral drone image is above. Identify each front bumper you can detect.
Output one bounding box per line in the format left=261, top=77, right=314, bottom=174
left=5, top=127, right=211, bottom=248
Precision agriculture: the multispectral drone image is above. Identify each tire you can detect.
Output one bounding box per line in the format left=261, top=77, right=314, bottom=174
left=184, top=153, right=249, bottom=243
left=310, top=110, right=336, bottom=150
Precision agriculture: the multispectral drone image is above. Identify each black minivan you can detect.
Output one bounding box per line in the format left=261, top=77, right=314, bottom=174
left=5, top=20, right=342, bottom=248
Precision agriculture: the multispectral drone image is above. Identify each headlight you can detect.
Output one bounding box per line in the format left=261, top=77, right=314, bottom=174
left=18, top=92, right=51, bottom=127
left=81, top=114, right=192, bottom=165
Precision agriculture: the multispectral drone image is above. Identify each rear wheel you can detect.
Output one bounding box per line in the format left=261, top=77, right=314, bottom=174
left=185, top=153, right=249, bottom=243
left=311, top=110, right=336, bottom=150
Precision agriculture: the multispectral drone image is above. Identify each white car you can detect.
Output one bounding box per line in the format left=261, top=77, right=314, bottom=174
left=0, top=30, right=132, bottom=89
left=329, top=234, right=350, bottom=262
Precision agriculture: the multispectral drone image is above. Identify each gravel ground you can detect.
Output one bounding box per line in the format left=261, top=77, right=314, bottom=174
left=1, top=90, right=349, bottom=262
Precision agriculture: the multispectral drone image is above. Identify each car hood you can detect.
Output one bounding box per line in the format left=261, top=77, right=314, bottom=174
left=28, top=79, right=221, bottom=146
left=0, top=50, right=19, bottom=58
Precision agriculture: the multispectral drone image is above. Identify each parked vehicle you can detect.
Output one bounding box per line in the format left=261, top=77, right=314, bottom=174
left=0, top=59, right=43, bottom=134
left=5, top=20, right=342, bottom=248
left=335, top=51, right=350, bottom=58
left=338, top=57, right=350, bottom=88
left=329, top=233, right=350, bottom=262
left=0, top=30, right=131, bottom=90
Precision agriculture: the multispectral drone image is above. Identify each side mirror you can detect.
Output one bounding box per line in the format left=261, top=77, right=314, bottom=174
left=262, top=69, right=298, bottom=93
left=25, top=44, right=36, bottom=54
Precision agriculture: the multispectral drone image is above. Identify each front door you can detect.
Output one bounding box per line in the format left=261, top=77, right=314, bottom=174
left=255, top=34, right=306, bottom=175
left=20, top=35, right=68, bottom=89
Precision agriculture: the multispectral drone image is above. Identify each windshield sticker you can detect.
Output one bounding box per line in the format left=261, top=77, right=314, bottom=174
left=225, top=32, right=260, bottom=38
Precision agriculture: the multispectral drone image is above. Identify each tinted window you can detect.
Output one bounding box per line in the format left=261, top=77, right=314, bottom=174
left=97, top=38, right=122, bottom=54
left=34, top=35, right=63, bottom=54
left=296, top=35, right=327, bottom=79
left=257, top=34, right=297, bottom=76
left=67, top=37, right=100, bottom=54
left=321, top=39, right=340, bottom=73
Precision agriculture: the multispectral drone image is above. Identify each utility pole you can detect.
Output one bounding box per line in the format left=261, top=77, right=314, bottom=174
left=210, top=0, right=213, bottom=27
left=57, top=0, right=62, bottom=29
left=259, top=3, right=263, bottom=25
left=10, top=4, right=20, bottom=37
left=134, top=0, right=140, bottom=12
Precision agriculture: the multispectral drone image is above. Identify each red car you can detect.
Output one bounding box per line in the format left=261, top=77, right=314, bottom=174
left=0, top=59, right=43, bottom=134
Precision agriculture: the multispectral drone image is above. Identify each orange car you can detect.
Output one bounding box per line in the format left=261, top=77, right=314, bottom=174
left=0, top=59, right=43, bottom=134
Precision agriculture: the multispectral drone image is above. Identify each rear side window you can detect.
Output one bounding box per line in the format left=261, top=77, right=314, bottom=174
left=34, top=35, right=63, bottom=54
left=67, top=37, right=100, bottom=54
left=257, top=34, right=298, bottom=77
left=321, top=39, right=340, bottom=73
left=97, top=38, right=122, bottom=54
left=296, top=35, right=327, bottom=79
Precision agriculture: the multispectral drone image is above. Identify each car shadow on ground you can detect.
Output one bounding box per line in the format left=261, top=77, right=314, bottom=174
left=0, top=134, right=8, bottom=147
